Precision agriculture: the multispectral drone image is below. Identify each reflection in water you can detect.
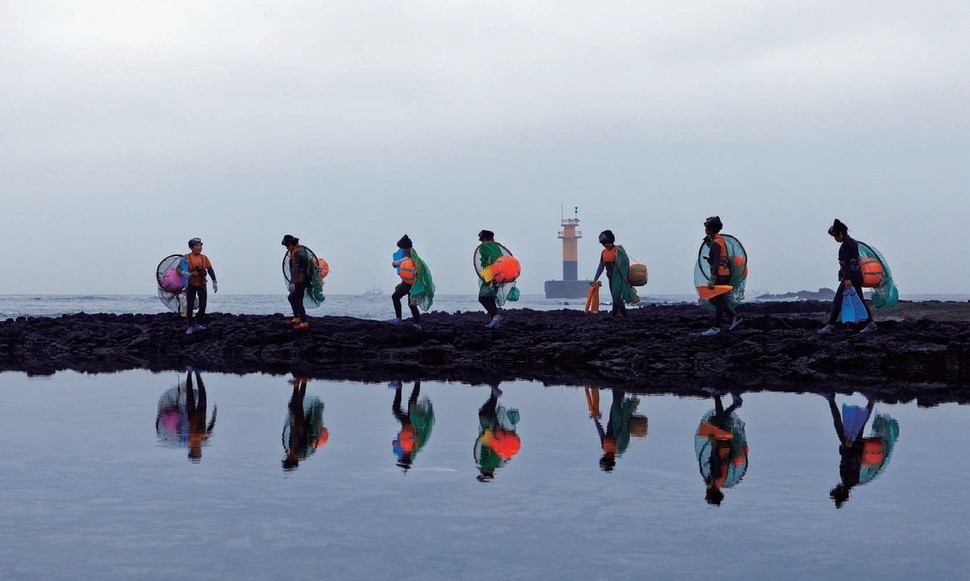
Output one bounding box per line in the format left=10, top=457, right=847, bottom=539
left=474, top=386, right=522, bottom=482
left=282, top=376, right=328, bottom=471
left=826, top=394, right=900, bottom=508
left=695, top=391, right=748, bottom=506
left=155, top=368, right=218, bottom=462
left=390, top=380, right=435, bottom=471
left=584, top=387, right=649, bottom=472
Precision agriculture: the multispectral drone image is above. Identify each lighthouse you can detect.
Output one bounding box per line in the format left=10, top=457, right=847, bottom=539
left=544, top=207, right=594, bottom=298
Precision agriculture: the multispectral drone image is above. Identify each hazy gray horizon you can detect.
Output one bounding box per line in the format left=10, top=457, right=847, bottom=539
left=2, top=1, right=966, bottom=297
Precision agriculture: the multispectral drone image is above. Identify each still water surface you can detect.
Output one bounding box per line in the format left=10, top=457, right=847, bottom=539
left=1, top=371, right=966, bottom=579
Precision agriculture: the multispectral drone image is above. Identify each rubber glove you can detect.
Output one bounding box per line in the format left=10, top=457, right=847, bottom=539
left=288, top=283, right=296, bottom=293
left=213, top=282, right=218, bottom=293
left=707, top=277, right=716, bottom=290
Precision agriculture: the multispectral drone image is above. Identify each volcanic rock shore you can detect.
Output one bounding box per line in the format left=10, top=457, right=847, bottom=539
left=2, top=301, right=969, bottom=400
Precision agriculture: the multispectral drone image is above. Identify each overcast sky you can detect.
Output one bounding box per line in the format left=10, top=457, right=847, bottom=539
left=1, top=1, right=966, bottom=297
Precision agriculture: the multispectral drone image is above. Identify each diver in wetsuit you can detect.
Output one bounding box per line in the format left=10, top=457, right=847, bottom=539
left=592, top=230, right=628, bottom=318
left=818, top=219, right=876, bottom=335
left=700, top=217, right=742, bottom=336
left=185, top=369, right=217, bottom=462
left=826, top=394, right=876, bottom=507
left=179, top=238, right=218, bottom=335
left=389, top=235, right=422, bottom=329
left=282, top=234, right=311, bottom=330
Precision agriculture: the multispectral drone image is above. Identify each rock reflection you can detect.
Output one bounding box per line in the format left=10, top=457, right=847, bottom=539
left=282, top=376, right=328, bottom=471
left=825, top=393, right=900, bottom=508
left=694, top=390, right=748, bottom=505
left=155, top=367, right=217, bottom=463
left=474, top=385, right=521, bottom=482
left=390, top=380, right=435, bottom=471
left=584, top=387, right=648, bottom=472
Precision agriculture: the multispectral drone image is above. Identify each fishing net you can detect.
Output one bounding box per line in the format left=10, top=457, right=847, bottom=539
left=694, top=234, right=748, bottom=311
left=611, top=246, right=640, bottom=306
left=694, top=409, right=749, bottom=489
left=282, top=397, right=326, bottom=457
left=282, top=246, right=326, bottom=309
left=859, top=414, right=899, bottom=485
left=858, top=241, right=899, bottom=310
left=408, top=396, right=435, bottom=456
left=409, top=250, right=435, bottom=312
left=474, top=242, right=520, bottom=307
left=155, top=254, right=188, bottom=314
left=155, top=385, right=188, bottom=446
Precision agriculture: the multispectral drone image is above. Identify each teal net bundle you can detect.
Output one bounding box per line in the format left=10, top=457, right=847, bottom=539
left=859, top=414, right=899, bottom=485
left=282, top=246, right=326, bottom=308
left=409, top=250, right=436, bottom=312
left=694, top=234, right=748, bottom=311
left=156, top=254, right=188, bottom=314
left=858, top=241, right=899, bottom=310
left=474, top=242, right=520, bottom=306
left=694, top=409, right=749, bottom=489
left=611, top=245, right=640, bottom=306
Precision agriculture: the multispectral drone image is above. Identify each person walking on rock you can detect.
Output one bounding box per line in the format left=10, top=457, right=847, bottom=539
left=388, top=235, right=434, bottom=330
left=700, top=217, right=742, bottom=336
left=591, top=230, right=637, bottom=318
left=178, top=238, right=217, bottom=335
left=282, top=234, right=311, bottom=330
left=818, top=219, right=876, bottom=335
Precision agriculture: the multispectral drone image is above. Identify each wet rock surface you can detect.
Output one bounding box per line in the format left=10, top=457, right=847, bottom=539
left=1, top=301, right=968, bottom=401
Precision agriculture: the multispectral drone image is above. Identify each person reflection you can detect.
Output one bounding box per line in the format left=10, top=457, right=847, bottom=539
left=825, top=393, right=900, bottom=508
left=282, top=376, right=328, bottom=471
left=584, top=387, right=648, bottom=472
left=390, top=379, right=435, bottom=472
left=155, top=366, right=217, bottom=463
left=474, top=385, right=521, bottom=482
left=695, top=390, right=747, bottom=505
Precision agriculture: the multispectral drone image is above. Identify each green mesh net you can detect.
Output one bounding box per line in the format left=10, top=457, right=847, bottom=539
left=474, top=242, right=520, bottom=307
left=282, top=246, right=326, bottom=309
left=408, top=396, right=435, bottom=456
left=611, top=246, right=640, bottom=306
left=694, top=234, right=748, bottom=311
left=408, top=250, right=435, bottom=312
left=694, top=409, right=749, bottom=489
left=858, top=241, right=899, bottom=310
left=859, top=414, right=899, bottom=485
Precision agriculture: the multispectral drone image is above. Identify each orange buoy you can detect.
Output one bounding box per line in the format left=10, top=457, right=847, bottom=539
left=314, top=258, right=330, bottom=279
left=627, top=263, right=648, bottom=287
left=490, top=429, right=521, bottom=460
left=862, top=439, right=884, bottom=466
left=315, top=427, right=330, bottom=449
left=860, top=257, right=883, bottom=288
left=492, top=256, right=521, bottom=284
left=733, top=255, right=749, bottom=277
left=399, top=259, right=417, bottom=285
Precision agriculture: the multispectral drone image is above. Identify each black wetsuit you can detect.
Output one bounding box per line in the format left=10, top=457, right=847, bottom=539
left=828, top=236, right=873, bottom=325
left=186, top=268, right=216, bottom=327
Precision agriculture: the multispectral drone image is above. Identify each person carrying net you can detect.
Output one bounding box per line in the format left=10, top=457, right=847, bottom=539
left=591, top=230, right=638, bottom=318
left=388, top=234, right=434, bottom=331
left=818, top=219, right=876, bottom=335
left=178, top=238, right=218, bottom=335
left=700, top=217, right=742, bottom=336
left=281, top=234, right=311, bottom=330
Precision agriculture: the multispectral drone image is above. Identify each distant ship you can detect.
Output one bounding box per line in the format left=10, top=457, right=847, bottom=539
left=363, top=287, right=383, bottom=297
left=545, top=207, right=593, bottom=299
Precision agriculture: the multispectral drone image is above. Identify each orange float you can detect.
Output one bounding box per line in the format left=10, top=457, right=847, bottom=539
left=491, top=256, right=521, bottom=284
left=399, top=259, right=417, bottom=285
left=627, top=263, right=648, bottom=287
left=860, top=257, right=883, bottom=288
left=314, top=258, right=330, bottom=279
